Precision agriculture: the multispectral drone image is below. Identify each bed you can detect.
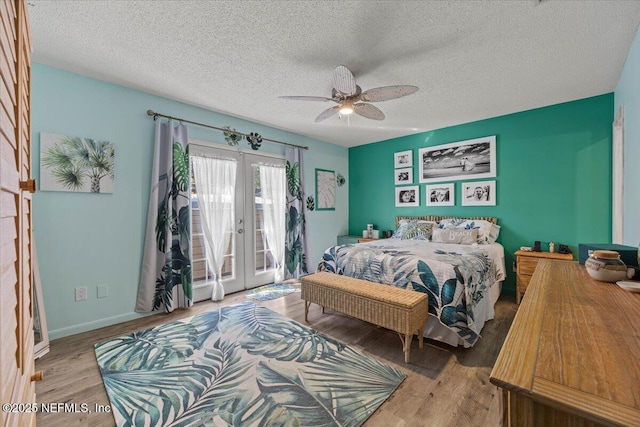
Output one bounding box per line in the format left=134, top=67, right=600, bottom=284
left=317, top=216, right=506, bottom=348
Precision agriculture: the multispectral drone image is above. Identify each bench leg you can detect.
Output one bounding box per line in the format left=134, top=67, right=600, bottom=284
left=404, top=331, right=411, bottom=363
left=304, top=300, right=310, bottom=322
left=418, top=326, right=424, bottom=349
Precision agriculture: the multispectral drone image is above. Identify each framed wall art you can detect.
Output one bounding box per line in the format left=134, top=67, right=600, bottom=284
left=40, top=133, right=115, bottom=193
left=394, top=150, right=412, bottom=168
left=426, top=183, right=454, bottom=206
left=395, top=185, right=419, bottom=207
left=394, top=168, right=413, bottom=185
left=418, top=135, right=496, bottom=183
left=461, top=180, right=496, bottom=206
left=315, top=168, right=336, bottom=210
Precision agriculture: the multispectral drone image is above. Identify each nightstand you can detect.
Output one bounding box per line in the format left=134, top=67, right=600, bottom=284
left=515, top=250, right=573, bottom=304
left=337, top=235, right=363, bottom=245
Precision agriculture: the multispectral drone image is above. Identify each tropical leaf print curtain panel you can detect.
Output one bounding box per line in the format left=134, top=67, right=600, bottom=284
left=285, top=147, right=309, bottom=279
left=136, top=120, right=192, bottom=312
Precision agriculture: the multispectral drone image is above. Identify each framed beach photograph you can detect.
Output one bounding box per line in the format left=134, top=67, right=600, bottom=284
left=461, top=180, right=496, bottom=206
left=394, top=168, right=413, bottom=185
left=426, top=183, right=455, bottom=206
left=315, top=168, right=336, bottom=210
left=395, top=185, right=419, bottom=207
left=418, top=135, right=496, bottom=183
left=394, top=150, right=413, bottom=168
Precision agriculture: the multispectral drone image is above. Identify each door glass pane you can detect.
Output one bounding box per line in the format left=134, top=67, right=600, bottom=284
left=191, top=169, right=236, bottom=283
left=253, top=165, right=274, bottom=272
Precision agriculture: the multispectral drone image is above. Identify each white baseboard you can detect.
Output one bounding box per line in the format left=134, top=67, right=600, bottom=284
left=48, top=311, right=153, bottom=341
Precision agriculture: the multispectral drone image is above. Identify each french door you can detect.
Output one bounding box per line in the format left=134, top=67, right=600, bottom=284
left=190, top=144, right=285, bottom=301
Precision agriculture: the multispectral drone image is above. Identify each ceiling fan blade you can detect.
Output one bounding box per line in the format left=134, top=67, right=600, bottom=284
left=360, top=85, right=419, bottom=102
left=315, top=106, right=340, bottom=123
left=353, top=103, right=385, bottom=120
left=279, top=96, right=334, bottom=102
left=333, top=65, right=357, bottom=96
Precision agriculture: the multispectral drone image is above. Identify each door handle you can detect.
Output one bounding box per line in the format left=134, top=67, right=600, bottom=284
left=237, top=229, right=244, bottom=234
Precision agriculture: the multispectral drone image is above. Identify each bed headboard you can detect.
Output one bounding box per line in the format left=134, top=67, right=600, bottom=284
left=395, top=216, right=498, bottom=227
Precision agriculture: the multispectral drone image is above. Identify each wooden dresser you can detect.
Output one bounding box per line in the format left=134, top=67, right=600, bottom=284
left=514, top=250, right=573, bottom=304
left=490, top=260, right=640, bottom=426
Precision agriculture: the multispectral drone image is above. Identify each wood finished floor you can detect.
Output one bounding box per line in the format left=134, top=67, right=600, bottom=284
left=35, top=288, right=517, bottom=427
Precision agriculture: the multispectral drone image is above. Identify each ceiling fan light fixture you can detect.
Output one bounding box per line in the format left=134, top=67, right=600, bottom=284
left=339, top=105, right=354, bottom=115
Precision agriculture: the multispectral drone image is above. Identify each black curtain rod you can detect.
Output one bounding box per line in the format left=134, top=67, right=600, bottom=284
left=146, top=110, right=309, bottom=151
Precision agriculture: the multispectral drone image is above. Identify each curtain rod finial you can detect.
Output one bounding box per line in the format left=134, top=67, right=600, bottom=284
left=146, top=110, right=155, bottom=116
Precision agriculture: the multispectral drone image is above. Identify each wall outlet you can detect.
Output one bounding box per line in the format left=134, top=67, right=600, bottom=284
left=75, top=286, right=87, bottom=301
left=97, top=284, right=109, bottom=299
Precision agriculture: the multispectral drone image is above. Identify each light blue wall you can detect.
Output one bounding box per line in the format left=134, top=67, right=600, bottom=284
left=32, top=64, right=348, bottom=339
left=615, top=25, right=640, bottom=248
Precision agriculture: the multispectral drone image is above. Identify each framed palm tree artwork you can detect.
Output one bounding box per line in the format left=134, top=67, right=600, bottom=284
left=315, top=168, right=335, bottom=210
left=40, top=133, right=115, bottom=193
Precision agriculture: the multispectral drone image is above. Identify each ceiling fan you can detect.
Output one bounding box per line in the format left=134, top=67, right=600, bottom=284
left=279, top=65, right=419, bottom=123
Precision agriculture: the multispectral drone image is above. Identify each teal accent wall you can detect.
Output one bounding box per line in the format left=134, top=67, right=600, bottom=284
left=349, top=94, right=613, bottom=293
left=615, top=24, right=640, bottom=247
left=32, top=64, right=348, bottom=339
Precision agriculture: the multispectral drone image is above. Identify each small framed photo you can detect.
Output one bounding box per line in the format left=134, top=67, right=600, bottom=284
left=394, top=150, right=413, bottom=168
left=394, top=168, right=413, bottom=185
left=395, top=185, right=419, bottom=207
left=461, top=180, right=496, bottom=206
left=426, top=183, right=454, bottom=206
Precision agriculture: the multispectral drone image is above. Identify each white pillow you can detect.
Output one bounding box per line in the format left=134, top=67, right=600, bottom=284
left=432, top=228, right=479, bottom=245
left=437, top=219, right=500, bottom=244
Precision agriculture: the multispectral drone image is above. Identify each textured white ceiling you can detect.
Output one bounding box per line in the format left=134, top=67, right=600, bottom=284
left=29, top=1, right=640, bottom=147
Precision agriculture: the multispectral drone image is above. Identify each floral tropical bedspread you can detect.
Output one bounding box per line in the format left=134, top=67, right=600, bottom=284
left=317, top=239, right=506, bottom=345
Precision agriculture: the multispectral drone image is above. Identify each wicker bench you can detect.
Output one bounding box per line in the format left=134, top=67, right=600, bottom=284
left=301, top=271, right=429, bottom=363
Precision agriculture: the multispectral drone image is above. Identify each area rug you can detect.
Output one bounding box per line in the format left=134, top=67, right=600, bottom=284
left=94, top=302, right=406, bottom=427
left=245, top=283, right=297, bottom=301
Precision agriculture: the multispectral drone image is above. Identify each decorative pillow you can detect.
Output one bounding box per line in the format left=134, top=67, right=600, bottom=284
left=392, top=219, right=435, bottom=240
left=437, top=219, right=500, bottom=244
left=431, top=228, right=479, bottom=245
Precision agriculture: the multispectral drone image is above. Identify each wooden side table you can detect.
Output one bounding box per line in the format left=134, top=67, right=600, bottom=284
left=515, top=250, right=573, bottom=304
left=358, top=238, right=386, bottom=243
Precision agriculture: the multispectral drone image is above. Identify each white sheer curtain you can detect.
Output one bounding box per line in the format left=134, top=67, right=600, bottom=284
left=192, top=155, right=237, bottom=301
left=259, top=165, right=286, bottom=282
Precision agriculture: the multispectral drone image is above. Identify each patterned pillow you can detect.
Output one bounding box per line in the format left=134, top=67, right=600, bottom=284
left=431, top=228, right=479, bottom=245
left=437, top=219, right=500, bottom=244
left=392, top=220, right=435, bottom=240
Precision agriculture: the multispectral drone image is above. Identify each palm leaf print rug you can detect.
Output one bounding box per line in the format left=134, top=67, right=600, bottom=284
left=95, top=302, right=406, bottom=426
left=245, top=283, right=297, bottom=301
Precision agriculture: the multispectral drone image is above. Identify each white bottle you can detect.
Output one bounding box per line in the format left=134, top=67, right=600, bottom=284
left=549, top=242, right=555, bottom=253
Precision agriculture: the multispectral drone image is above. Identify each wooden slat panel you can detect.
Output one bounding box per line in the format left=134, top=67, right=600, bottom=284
left=0, top=101, right=16, bottom=148
left=20, top=0, right=30, bottom=53
left=1, top=241, right=16, bottom=264
left=0, top=155, right=18, bottom=193
left=0, top=192, right=16, bottom=217
left=5, top=0, right=16, bottom=19
left=0, top=45, right=16, bottom=103
left=0, top=217, right=16, bottom=244
left=1, top=249, right=17, bottom=285
left=0, top=0, right=16, bottom=59
left=0, top=67, right=15, bottom=118
left=0, top=124, right=16, bottom=154
left=1, top=131, right=17, bottom=168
